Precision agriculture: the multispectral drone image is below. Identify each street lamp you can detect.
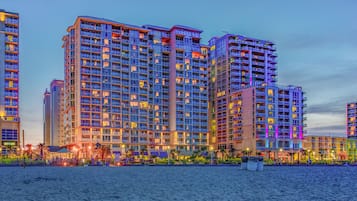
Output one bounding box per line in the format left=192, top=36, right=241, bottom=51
left=209, top=146, right=214, bottom=165
left=246, top=147, right=250, bottom=157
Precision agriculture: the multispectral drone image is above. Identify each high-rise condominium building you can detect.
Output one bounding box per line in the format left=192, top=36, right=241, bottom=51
left=209, top=34, right=305, bottom=158
left=43, top=89, right=51, bottom=145
left=225, top=85, right=305, bottom=158
left=63, top=16, right=208, bottom=154
left=0, top=9, right=20, bottom=154
left=208, top=34, right=277, bottom=151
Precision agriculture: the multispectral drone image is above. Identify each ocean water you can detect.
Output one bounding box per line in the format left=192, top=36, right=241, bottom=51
left=0, top=166, right=356, bottom=201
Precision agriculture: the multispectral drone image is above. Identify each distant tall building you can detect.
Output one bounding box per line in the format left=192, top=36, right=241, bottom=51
left=43, top=89, right=51, bottom=145
left=43, top=80, right=64, bottom=146
left=50, top=80, right=64, bottom=146
left=346, top=102, right=357, bottom=160
left=0, top=9, right=20, bottom=154
left=347, top=102, right=357, bottom=138
left=63, top=16, right=208, bottom=154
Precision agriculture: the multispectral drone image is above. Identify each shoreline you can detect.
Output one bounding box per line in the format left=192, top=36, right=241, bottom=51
left=0, top=163, right=356, bottom=167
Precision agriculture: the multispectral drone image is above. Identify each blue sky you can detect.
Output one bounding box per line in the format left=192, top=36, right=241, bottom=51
left=2, top=0, right=356, bottom=144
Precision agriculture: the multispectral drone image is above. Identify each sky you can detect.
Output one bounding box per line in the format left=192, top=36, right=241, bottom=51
left=1, top=0, right=357, bottom=145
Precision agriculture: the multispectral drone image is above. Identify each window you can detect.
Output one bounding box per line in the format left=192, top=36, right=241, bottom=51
left=2, top=129, right=18, bottom=140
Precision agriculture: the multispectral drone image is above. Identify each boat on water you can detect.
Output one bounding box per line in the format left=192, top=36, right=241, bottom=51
left=241, top=156, right=264, bottom=171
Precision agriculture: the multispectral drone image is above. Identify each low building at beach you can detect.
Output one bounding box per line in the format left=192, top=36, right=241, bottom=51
left=303, top=135, right=347, bottom=161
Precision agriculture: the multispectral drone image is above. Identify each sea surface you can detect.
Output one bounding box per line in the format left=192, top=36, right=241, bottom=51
left=0, top=166, right=356, bottom=201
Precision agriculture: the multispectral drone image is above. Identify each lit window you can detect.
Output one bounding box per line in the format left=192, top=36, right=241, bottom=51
left=200, top=87, right=204, bottom=92
left=103, top=91, right=109, bottom=97
left=268, top=118, right=274, bottom=124
left=130, top=101, right=138, bottom=107
left=185, top=92, right=190, bottom=97
left=229, top=103, right=233, bottom=109
left=155, top=59, right=159, bottom=64
left=139, top=33, right=144, bottom=39
left=155, top=92, right=159, bottom=97
left=0, top=12, right=5, bottom=22
left=104, top=39, right=109, bottom=45
left=131, top=94, right=137, bottom=100
left=103, top=113, right=109, bottom=119
left=292, top=106, right=297, bottom=112
left=192, top=52, right=200, bottom=58
left=185, top=99, right=190, bottom=104
left=139, top=81, right=145, bottom=88
left=102, top=54, right=109, bottom=60
left=176, top=64, right=182, bottom=70
left=103, top=121, right=110, bottom=126
left=132, top=45, right=137, bottom=50
left=185, top=113, right=190, bottom=117
left=131, top=122, right=137, bottom=128
left=102, top=47, right=109, bottom=53
left=268, top=89, right=273, bottom=96
left=185, top=59, right=190, bottom=64
left=103, top=62, right=109, bottom=67
left=103, top=98, right=108, bottom=105
left=154, top=105, right=159, bottom=110
left=268, top=104, right=273, bottom=110
left=155, top=79, right=159, bottom=84
left=140, top=101, right=148, bottom=109
left=292, top=114, right=297, bottom=119
left=192, top=80, right=197, bottom=85
left=131, top=66, right=137, bottom=72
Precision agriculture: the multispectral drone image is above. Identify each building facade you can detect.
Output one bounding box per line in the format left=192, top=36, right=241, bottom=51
left=228, top=85, right=305, bottom=158
left=50, top=80, right=64, bottom=146
left=63, top=17, right=208, bottom=155
left=303, top=135, right=347, bottom=161
left=43, top=89, right=51, bottom=145
left=209, top=34, right=277, bottom=151
left=0, top=10, right=20, bottom=155
left=208, top=34, right=305, bottom=159
left=347, top=102, right=357, bottom=161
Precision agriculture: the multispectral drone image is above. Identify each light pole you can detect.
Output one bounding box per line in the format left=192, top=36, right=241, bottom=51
left=167, top=146, right=170, bottom=165
left=209, top=146, right=214, bottom=165
left=279, top=148, right=283, bottom=164
left=88, top=145, right=92, bottom=160
left=246, top=147, right=250, bottom=157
